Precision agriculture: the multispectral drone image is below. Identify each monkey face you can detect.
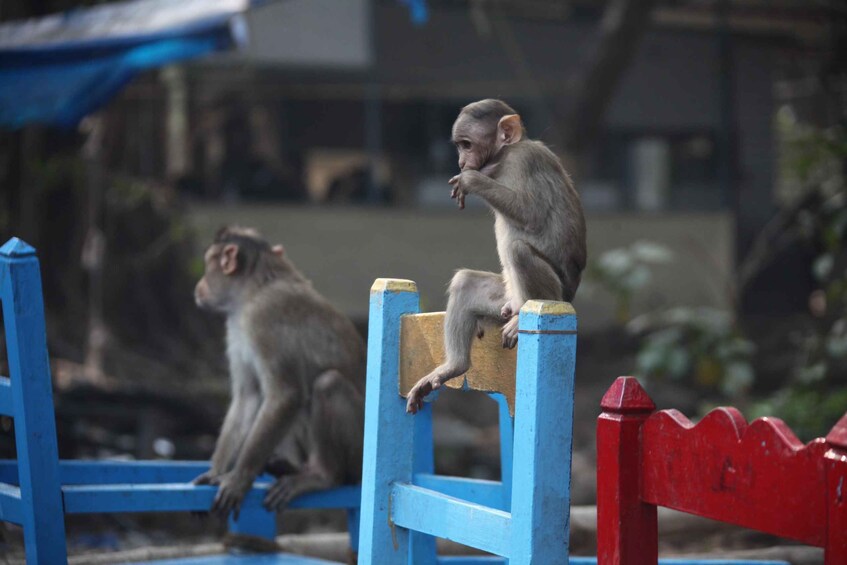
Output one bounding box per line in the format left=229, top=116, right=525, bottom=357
left=194, top=243, right=239, bottom=312
left=451, top=103, right=523, bottom=173
left=451, top=114, right=495, bottom=172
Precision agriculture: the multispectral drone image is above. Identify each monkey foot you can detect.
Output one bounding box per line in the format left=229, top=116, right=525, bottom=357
left=406, top=365, right=466, bottom=414
left=263, top=472, right=331, bottom=511
left=406, top=375, right=442, bottom=415
left=501, top=316, right=519, bottom=349
left=211, top=470, right=253, bottom=520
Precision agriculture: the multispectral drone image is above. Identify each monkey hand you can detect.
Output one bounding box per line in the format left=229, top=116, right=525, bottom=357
left=406, top=374, right=443, bottom=414
left=449, top=170, right=482, bottom=210
left=500, top=302, right=516, bottom=320
left=448, top=175, right=466, bottom=209
left=501, top=316, right=519, bottom=349
left=212, top=470, right=254, bottom=520
left=192, top=469, right=222, bottom=486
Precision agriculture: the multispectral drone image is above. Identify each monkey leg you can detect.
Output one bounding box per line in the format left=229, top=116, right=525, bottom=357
left=194, top=389, right=261, bottom=485
left=501, top=240, right=565, bottom=348
left=406, top=269, right=506, bottom=413
left=264, top=370, right=364, bottom=511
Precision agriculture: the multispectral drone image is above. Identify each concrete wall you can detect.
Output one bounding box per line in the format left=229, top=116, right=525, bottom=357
left=187, top=205, right=734, bottom=332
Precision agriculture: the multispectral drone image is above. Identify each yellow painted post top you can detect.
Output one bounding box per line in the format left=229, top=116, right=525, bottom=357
left=370, top=278, right=418, bottom=294
left=521, top=300, right=576, bottom=316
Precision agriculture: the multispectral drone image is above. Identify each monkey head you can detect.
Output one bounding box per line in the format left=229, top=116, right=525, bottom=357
left=451, top=99, right=524, bottom=172
left=194, top=226, right=285, bottom=313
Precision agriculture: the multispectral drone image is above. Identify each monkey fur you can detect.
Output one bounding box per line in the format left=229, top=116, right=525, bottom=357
left=407, top=99, right=586, bottom=414
left=193, top=226, right=365, bottom=520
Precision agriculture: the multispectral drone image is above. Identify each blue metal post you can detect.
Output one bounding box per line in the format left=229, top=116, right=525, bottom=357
left=228, top=506, right=276, bottom=541
left=410, top=401, right=437, bottom=564
left=347, top=507, right=360, bottom=555
left=495, top=394, right=514, bottom=511
left=0, top=238, right=67, bottom=564
left=358, top=279, right=420, bottom=564
left=509, top=301, right=576, bottom=565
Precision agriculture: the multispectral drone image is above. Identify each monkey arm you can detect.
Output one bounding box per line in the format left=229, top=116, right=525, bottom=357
left=211, top=385, right=300, bottom=517
left=460, top=170, right=543, bottom=227
left=231, top=388, right=300, bottom=479
left=208, top=397, right=245, bottom=474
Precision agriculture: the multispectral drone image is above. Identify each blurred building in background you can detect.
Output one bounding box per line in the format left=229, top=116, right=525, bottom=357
left=0, top=0, right=842, bottom=328
left=133, top=0, right=832, bottom=327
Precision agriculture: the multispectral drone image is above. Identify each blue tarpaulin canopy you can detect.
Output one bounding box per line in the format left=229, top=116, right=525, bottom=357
left=0, top=0, right=251, bottom=129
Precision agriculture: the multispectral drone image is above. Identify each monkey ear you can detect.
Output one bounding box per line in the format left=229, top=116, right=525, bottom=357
left=220, top=244, right=239, bottom=275
left=498, top=114, right=523, bottom=145
left=271, top=244, right=285, bottom=257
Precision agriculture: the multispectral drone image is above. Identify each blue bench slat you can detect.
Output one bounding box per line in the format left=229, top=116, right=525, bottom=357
left=0, top=377, right=12, bottom=416
left=0, top=459, right=211, bottom=485
left=58, top=460, right=212, bottom=484
left=62, top=482, right=361, bottom=514
left=133, top=554, right=341, bottom=564
left=0, top=482, right=22, bottom=524
left=413, top=474, right=506, bottom=511
left=437, top=558, right=506, bottom=564
left=390, top=483, right=511, bottom=558
left=63, top=483, right=223, bottom=513
left=287, top=484, right=360, bottom=509
left=0, top=460, right=358, bottom=506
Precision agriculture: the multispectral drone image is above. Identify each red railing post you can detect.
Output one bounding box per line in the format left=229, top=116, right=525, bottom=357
left=597, top=376, right=657, bottom=565
left=824, top=412, right=847, bottom=565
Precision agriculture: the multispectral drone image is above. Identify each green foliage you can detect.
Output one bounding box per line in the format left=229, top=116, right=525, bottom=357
left=587, top=240, right=672, bottom=323
left=749, top=386, right=847, bottom=442
left=750, top=116, right=847, bottom=437
left=629, top=307, right=755, bottom=395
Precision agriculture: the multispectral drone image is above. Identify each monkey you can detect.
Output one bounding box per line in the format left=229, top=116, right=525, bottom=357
left=406, top=99, right=586, bottom=414
left=193, top=226, right=366, bottom=519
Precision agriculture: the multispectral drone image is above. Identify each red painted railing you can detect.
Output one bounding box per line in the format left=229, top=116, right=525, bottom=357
left=597, top=376, right=847, bottom=565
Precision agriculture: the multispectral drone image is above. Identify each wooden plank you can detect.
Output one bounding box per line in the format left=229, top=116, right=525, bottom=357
left=509, top=301, right=576, bottom=565
left=413, top=474, right=506, bottom=511
left=398, top=312, right=517, bottom=415
left=390, top=483, right=512, bottom=558
left=0, top=482, right=22, bottom=524
left=1, top=238, right=68, bottom=564
left=0, top=377, right=12, bottom=416
left=641, top=408, right=828, bottom=547
left=358, top=279, right=421, bottom=564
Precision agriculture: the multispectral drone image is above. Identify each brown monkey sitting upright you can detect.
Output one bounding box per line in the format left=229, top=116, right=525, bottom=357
left=407, top=99, right=587, bottom=414
left=193, top=226, right=365, bottom=518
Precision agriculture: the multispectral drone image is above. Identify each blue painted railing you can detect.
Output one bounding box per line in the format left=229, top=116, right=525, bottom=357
left=358, top=279, right=576, bottom=565
left=0, top=238, right=360, bottom=564
left=0, top=239, right=790, bottom=565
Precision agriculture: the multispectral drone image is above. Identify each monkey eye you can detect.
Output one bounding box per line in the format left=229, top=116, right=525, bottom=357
left=457, top=140, right=472, bottom=151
